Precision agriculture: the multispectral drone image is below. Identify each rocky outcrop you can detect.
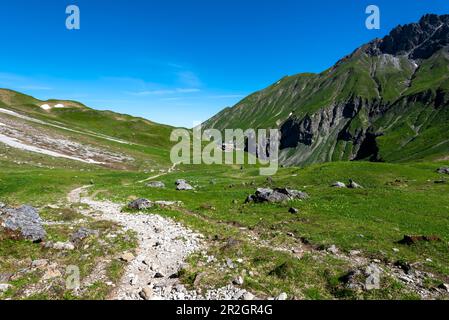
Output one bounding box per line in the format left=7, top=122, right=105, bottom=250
left=246, top=188, right=309, bottom=203
left=367, top=14, right=449, bottom=59
left=0, top=205, right=46, bottom=242
left=279, top=98, right=384, bottom=165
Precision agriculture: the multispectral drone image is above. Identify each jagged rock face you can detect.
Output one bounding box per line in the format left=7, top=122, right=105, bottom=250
left=279, top=98, right=384, bottom=164
left=368, top=14, right=449, bottom=59
left=280, top=116, right=313, bottom=148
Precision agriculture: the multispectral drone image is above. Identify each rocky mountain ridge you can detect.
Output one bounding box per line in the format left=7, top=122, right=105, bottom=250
left=203, top=14, right=449, bottom=166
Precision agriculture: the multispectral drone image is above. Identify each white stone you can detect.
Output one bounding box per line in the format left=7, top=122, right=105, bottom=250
left=232, top=276, right=244, bottom=286
left=276, top=292, right=288, bottom=300
left=52, top=242, right=75, bottom=250
left=0, top=283, right=11, bottom=293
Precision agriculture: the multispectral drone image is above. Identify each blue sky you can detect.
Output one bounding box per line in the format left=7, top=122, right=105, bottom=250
left=0, top=0, right=448, bottom=127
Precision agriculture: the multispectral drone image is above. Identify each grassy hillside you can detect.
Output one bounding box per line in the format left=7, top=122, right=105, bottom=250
left=0, top=88, right=176, bottom=170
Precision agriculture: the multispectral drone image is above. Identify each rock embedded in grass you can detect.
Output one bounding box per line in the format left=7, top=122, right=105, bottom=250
left=226, top=258, right=236, bottom=269
left=347, top=179, right=363, bottom=189
left=71, top=227, right=99, bottom=243
left=327, top=245, right=339, bottom=254
left=31, top=259, right=49, bottom=269
left=289, top=207, right=299, bottom=214
left=128, top=198, right=153, bottom=210
left=146, top=181, right=165, bottom=188
left=175, top=179, right=194, bottom=191
left=394, top=260, right=413, bottom=274
left=50, top=241, right=75, bottom=251
left=232, top=276, right=244, bottom=286
left=339, top=269, right=363, bottom=290
left=0, top=205, right=46, bottom=242
left=437, top=167, right=449, bottom=175
left=276, top=292, right=288, bottom=300
left=0, top=283, right=12, bottom=293
left=364, top=263, right=382, bottom=290
left=332, top=181, right=347, bottom=188
left=245, top=187, right=309, bottom=203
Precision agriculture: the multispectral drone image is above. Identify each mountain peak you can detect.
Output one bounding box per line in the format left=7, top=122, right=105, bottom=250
left=367, top=13, right=449, bottom=59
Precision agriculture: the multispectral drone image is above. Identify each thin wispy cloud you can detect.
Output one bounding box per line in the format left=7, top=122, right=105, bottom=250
left=207, top=94, right=245, bottom=99
left=18, top=85, right=52, bottom=91
left=0, top=72, right=52, bottom=91
left=159, top=94, right=245, bottom=101
left=128, top=88, right=201, bottom=96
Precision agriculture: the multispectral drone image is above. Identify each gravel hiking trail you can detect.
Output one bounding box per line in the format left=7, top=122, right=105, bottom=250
left=67, top=186, right=250, bottom=300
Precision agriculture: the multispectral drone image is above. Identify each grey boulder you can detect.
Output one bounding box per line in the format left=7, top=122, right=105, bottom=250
left=437, top=167, right=449, bottom=175
left=0, top=205, right=46, bottom=242
left=347, top=179, right=363, bottom=189
left=246, top=188, right=309, bottom=203
left=176, top=179, right=194, bottom=191
left=128, top=198, right=153, bottom=210
left=332, top=181, right=347, bottom=188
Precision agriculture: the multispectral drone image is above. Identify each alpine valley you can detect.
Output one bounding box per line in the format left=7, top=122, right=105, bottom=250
left=1, top=14, right=449, bottom=301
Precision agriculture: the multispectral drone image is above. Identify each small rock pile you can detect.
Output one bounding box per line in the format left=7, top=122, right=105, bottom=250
left=339, top=263, right=382, bottom=291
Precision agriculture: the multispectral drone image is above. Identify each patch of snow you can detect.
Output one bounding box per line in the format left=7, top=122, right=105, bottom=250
left=40, top=104, right=51, bottom=110
left=54, top=103, right=65, bottom=108
left=0, top=107, right=132, bottom=145
left=0, top=133, right=104, bottom=164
